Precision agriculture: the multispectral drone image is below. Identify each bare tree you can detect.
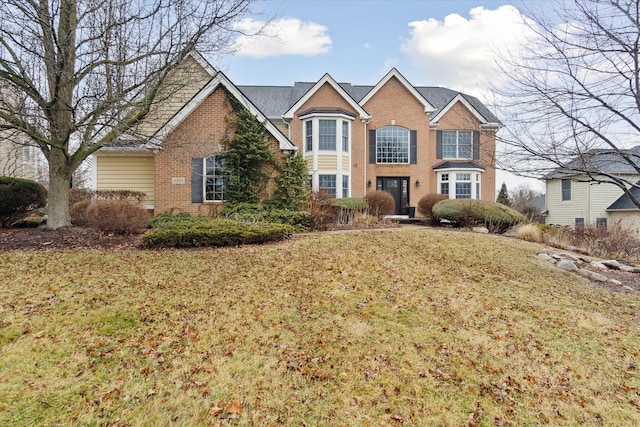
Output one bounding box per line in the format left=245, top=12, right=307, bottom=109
left=0, top=0, right=257, bottom=228
left=509, top=184, right=544, bottom=223
left=493, top=0, right=640, bottom=208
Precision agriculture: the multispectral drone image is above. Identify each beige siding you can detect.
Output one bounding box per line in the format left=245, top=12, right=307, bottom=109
left=96, top=156, right=155, bottom=207
left=274, top=121, right=289, bottom=136
left=609, top=212, right=640, bottom=232
left=317, top=155, right=337, bottom=170
left=589, top=181, right=623, bottom=222
left=546, top=179, right=590, bottom=226
left=305, top=156, right=313, bottom=170
left=342, top=156, right=350, bottom=172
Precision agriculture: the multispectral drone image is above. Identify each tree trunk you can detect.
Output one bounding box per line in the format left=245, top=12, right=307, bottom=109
left=46, top=150, right=72, bottom=229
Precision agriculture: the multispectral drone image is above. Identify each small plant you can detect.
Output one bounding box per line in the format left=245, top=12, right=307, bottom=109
left=514, top=223, right=543, bottom=242
left=305, top=192, right=337, bottom=231
left=0, top=176, right=47, bottom=227
left=417, top=193, right=449, bottom=218
left=85, top=200, right=149, bottom=234
left=364, top=191, right=395, bottom=218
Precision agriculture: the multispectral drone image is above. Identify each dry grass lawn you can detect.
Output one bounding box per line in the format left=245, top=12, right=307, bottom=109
left=1, top=228, right=639, bottom=426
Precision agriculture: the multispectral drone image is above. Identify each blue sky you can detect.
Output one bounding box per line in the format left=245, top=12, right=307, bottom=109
left=217, top=0, right=544, bottom=192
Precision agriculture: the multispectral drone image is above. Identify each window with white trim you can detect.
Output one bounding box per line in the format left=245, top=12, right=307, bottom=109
left=319, top=174, right=336, bottom=197
left=204, top=156, right=229, bottom=201
left=442, top=130, right=472, bottom=159
left=438, top=171, right=482, bottom=200
left=455, top=173, right=472, bottom=199
left=342, top=175, right=349, bottom=198
left=440, top=173, right=449, bottom=195
left=342, top=121, right=349, bottom=153
left=561, top=179, right=571, bottom=201
left=305, top=120, right=313, bottom=152
left=376, top=126, right=409, bottom=163
left=319, top=120, right=336, bottom=150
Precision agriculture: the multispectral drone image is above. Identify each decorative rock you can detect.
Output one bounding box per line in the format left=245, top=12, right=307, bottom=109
left=620, top=265, right=635, bottom=273
left=609, top=279, right=622, bottom=286
left=577, top=269, right=608, bottom=282
left=538, top=249, right=550, bottom=256
left=472, top=227, right=489, bottom=234
left=590, top=261, right=608, bottom=270
left=537, top=253, right=553, bottom=262
left=557, top=260, right=578, bottom=272
left=601, top=260, right=621, bottom=270
left=623, top=285, right=635, bottom=292
left=557, top=252, right=581, bottom=262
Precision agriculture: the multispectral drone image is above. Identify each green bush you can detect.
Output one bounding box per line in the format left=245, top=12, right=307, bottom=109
left=142, top=218, right=295, bottom=248
left=333, top=197, right=368, bottom=224
left=0, top=176, right=47, bottom=227
left=432, top=199, right=525, bottom=233
left=148, top=212, right=196, bottom=228
left=220, top=203, right=310, bottom=230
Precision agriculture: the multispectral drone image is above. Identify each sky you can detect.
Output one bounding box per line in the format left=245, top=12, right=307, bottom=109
left=215, top=0, right=546, bottom=193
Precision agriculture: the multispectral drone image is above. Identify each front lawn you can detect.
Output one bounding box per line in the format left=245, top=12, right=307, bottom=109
left=1, top=229, right=638, bottom=425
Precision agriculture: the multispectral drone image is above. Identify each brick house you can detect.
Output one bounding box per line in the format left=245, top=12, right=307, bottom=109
left=94, top=55, right=501, bottom=216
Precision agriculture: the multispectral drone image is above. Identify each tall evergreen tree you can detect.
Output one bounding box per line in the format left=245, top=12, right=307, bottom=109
left=496, top=182, right=512, bottom=206
left=269, top=151, right=309, bottom=210
left=223, top=102, right=276, bottom=204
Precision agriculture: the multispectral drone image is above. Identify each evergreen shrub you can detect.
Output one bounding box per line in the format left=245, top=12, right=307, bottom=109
left=432, top=199, right=525, bottom=233
left=0, top=176, right=47, bottom=227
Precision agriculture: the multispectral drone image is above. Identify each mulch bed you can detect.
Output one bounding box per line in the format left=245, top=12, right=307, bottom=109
left=0, top=227, right=142, bottom=251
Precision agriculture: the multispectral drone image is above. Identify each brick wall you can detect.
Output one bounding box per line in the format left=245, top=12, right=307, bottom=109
left=155, top=86, right=283, bottom=216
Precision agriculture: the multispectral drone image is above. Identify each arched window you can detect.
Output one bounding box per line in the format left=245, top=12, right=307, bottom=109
left=376, top=126, right=409, bottom=163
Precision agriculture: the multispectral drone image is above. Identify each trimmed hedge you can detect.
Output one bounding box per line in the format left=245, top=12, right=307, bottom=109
left=432, top=199, right=525, bottom=233
left=142, top=217, right=295, bottom=248
left=0, top=176, right=47, bottom=227
left=220, top=203, right=311, bottom=230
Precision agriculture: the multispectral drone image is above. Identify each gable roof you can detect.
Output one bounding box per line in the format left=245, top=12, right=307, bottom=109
left=282, top=73, right=370, bottom=120
left=359, top=68, right=435, bottom=114
left=544, top=147, right=640, bottom=179
left=429, top=93, right=500, bottom=127
left=607, top=181, right=640, bottom=211
left=151, top=72, right=297, bottom=151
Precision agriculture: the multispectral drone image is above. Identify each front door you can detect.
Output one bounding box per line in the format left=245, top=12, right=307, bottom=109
left=377, top=177, right=409, bottom=215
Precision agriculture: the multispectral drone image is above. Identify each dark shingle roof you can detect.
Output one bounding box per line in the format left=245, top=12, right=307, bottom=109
left=432, top=161, right=485, bottom=170
left=544, top=147, right=640, bottom=179
left=607, top=182, right=640, bottom=210
left=238, top=80, right=500, bottom=124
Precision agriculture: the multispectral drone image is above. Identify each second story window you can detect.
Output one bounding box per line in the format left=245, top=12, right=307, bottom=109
left=342, top=121, right=349, bottom=152
left=305, top=120, right=313, bottom=152
left=318, top=120, right=336, bottom=150
left=376, top=126, right=409, bottom=163
left=561, top=179, right=571, bottom=201
left=442, top=130, right=472, bottom=159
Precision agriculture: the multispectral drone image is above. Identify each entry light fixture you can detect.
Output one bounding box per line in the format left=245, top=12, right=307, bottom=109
left=415, top=179, right=421, bottom=187
left=367, top=179, right=372, bottom=187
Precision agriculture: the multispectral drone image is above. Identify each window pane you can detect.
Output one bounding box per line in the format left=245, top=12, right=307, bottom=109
left=342, top=175, right=349, bottom=198
left=342, top=121, right=349, bottom=152
left=441, top=182, right=449, bottom=195
left=442, top=131, right=457, bottom=158
left=456, top=173, right=471, bottom=181
left=319, top=174, right=336, bottom=197
left=376, top=126, right=409, bottom=163
left=458, top=131, right=472, bottom=159
left=305, top=121, right=313, bottom=151
left=319, top=120, right=336, bottom=150
left=456, top=182, right=471, bottom=199
left=205, top=156, right=228, bottom=201
left=561, top=179, right=571, bottom=201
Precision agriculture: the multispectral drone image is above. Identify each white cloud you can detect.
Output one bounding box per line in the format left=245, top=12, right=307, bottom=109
left=233, top=18, right=332, bottom=58
left=401, top=6, right=533, bottom=95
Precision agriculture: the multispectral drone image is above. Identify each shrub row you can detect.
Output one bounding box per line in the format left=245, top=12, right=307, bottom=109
left=142, top=217, right=294, bottom=248
left=69, top=188, right=147, bottom=204
left=220, top=203, right=311, bottom=230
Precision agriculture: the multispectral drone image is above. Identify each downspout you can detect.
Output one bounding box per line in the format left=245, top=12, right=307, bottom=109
left=362, top=117, right=370, bottom=195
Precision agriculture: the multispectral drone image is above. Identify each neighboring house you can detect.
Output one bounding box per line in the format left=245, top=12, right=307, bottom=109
left=0, top=85, right=39, bottom=180
left=94, top=54, right=501, bottom=216
left=543, top=147, right=640, bottom=230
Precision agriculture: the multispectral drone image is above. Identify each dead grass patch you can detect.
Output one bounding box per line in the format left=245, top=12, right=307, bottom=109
left=0, top=229, right=639, bottom=425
